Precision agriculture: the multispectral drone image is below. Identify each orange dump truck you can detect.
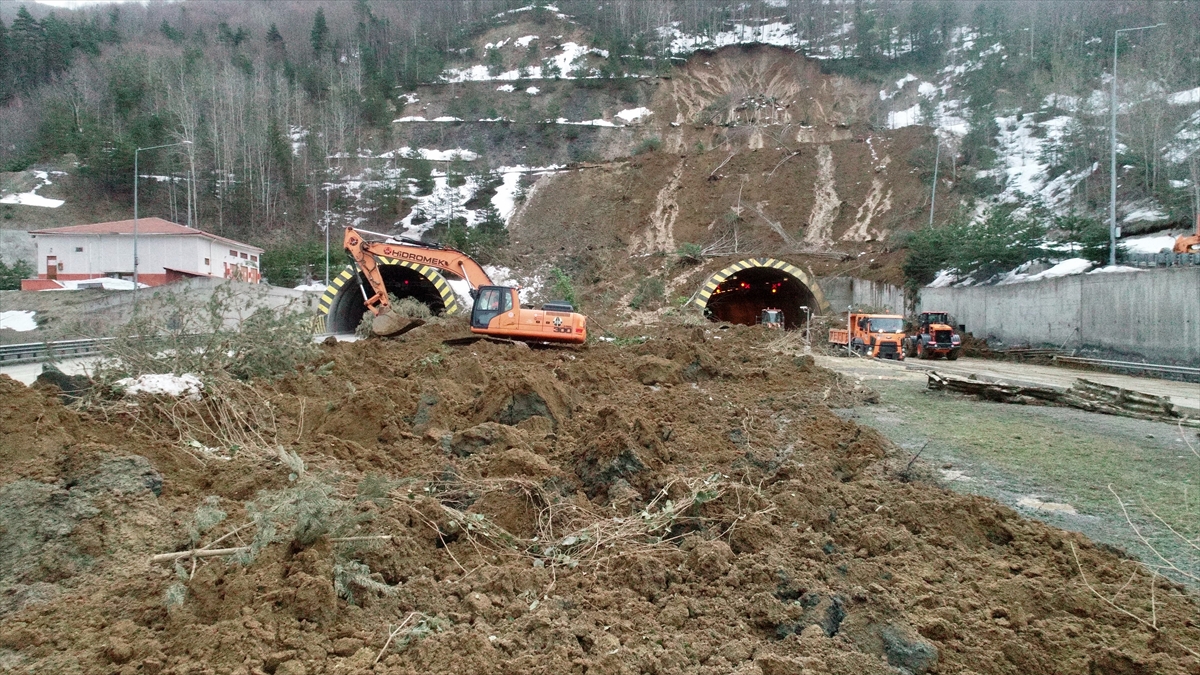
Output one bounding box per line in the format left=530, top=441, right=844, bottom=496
left=829, top=313, right=906, bottom=360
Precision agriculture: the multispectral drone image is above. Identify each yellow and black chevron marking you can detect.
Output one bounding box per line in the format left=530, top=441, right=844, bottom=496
left=692, top=257, right=831, bottom=314
left=317, top=260, right=460, bottom=317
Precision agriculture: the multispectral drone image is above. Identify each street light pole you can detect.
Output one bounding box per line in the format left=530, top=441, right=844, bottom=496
left=134, top=140, right=192, bottom=292
left=1110, top=24, right=1162, bottom=266
left=929, top=136, right=940, bottom=228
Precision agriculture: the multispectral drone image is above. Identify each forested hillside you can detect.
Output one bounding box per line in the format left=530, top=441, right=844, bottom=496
left=0, top=0, right=1197, bottom=288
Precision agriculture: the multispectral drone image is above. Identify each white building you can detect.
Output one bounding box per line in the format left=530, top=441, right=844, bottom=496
left=25, top=218, right=262, bottom=290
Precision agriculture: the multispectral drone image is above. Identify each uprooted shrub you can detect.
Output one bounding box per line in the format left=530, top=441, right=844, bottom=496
left=82, top=283, right=318, bottom=459
left=356, top=294, right=433, bottom=337
left=160, top=451, right=402, bottom=607
left=94, top=282, right=317, bottom=383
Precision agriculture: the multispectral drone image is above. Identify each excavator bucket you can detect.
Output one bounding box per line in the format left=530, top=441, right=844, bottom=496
left=371, top=308, right=424, bottom=337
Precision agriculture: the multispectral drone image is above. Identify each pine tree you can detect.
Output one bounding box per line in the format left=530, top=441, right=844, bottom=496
left=0, top=18, right=10, bottom=103
left=41, top=14, right=74, bottom=81
left=160, top=20, right=184, bottom=43
left=266, top=22, right=286, bottom=64
left=310, top=8, right=328, bottom=56
left=9, top=7, right=42, bottom=92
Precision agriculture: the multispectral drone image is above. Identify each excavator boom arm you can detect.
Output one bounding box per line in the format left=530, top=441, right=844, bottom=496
left=343, top=227, right=494, bottom=314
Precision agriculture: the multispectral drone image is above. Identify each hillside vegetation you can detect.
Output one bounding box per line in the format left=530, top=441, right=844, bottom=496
left=0, top=0, right=1197, bottom=291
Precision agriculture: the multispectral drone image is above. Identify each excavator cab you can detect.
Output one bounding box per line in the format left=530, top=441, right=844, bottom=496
left=470, top=286, right=514, bottom=329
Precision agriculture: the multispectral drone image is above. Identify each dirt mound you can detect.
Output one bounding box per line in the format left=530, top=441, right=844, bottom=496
left=0, top=322, right=1197, bottom=675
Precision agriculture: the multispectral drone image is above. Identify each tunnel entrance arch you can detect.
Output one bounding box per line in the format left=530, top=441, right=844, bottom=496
left=692, top=258, right=830, bottom=329
left=317, top=259, right=461, bottom=334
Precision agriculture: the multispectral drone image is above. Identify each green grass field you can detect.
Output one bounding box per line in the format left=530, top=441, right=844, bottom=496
left=843, top=377, right=1200, bottom=583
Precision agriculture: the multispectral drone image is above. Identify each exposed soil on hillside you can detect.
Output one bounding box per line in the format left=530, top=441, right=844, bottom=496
left=1, top=320, right=1197, bottom=675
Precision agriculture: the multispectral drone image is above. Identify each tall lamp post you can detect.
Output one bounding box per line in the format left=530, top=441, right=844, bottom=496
left=1110, top=24, right=1162, bottom=266
left=134, top=140, right=192, bottom=289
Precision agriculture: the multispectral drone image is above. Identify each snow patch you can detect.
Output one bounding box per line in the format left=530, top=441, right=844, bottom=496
left=0, top=310, right=37, bottom=332
left=496, top=84, right=515, bottom=92
left=384, top=147, right=479, bottom=162
left=116, top=373, right=204, bottom=401
left=526, top=86, right=540, bottom=95
left=484, top=266, right=544, bottom=304
left=887, top=104, right=922, bottom=129
left=1025, top=258, right=1093, bottom=281
left=45, top=278, right=146, bottom=291
left=0, top=170, right=64, bottom=208
left=657, top=21, right=800, bottom=53
left=289, top=126, right=308, bottom=157
left=1088, top=265, right=1142, bottom=275
left=1121, top=234, right=1177, bottom=254
left=1123, top=206, right=1168, bottom=224
left=615, top=107, right=652, bottom=123
left=1169, top=86, right=1200, bottom=106
left=996, top=258, right=1093, bottom=285
left=294, top=283, right=327, bottom=292
left=441, top=40, right=600, bottom=83
left=515, top=35, right=539, bottom=48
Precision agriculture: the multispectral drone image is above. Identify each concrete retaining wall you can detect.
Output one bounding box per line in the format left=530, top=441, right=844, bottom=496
left=818, top=277, right=908, bottom=314
left=919, top=268, right=1200, bottom=365
left=0, top=230, right=36, bottom=268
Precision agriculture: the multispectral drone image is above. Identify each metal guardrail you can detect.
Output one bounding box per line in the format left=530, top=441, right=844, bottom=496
left=0, top=338, right=114, bottom=365
left=1051, top=355, right=1200, bottom=380
left=2, top=332, right=343, bottom=367
left=1124, top=252, right=1200, bottom=268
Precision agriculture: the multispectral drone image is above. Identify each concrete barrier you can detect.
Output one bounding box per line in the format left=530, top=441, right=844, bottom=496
left=919, top=267, right=1200, bottom=366
left=818, top=277, right=908, bottom=314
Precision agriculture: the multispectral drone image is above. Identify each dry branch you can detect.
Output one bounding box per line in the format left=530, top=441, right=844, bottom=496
left=151, top=535, right=393, bottom=564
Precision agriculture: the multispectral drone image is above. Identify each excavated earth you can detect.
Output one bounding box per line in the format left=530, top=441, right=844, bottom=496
left=0, top=320, right=1198, bottom=675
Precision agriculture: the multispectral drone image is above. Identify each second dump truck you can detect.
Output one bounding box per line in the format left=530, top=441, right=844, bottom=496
left=829, top=313, right=906, bottom=360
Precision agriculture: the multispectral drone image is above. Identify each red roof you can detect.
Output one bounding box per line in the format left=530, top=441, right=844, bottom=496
left=30, top=218, right=263, bottom=252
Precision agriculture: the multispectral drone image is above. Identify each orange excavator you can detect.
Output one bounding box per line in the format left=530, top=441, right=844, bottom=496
left=343, top=227, right=587, bottom=344
left=1173, top=215, right=1200, bottom=254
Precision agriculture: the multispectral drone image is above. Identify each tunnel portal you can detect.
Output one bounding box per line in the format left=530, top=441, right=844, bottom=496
left=693, top=258, right=829, bottom=330
left=319, top=262, right=460, bottom=334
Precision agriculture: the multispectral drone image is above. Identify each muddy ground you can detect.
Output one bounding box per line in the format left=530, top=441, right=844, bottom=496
left=1, top=319, right=1198, bottom=675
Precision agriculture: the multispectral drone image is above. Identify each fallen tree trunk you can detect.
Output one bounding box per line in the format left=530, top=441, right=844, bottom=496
left=927, top=372, right=1200, bottom=428
left=926, top=372, right=1062, bottom=404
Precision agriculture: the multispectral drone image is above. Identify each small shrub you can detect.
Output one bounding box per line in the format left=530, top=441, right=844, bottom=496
left=0, top=259, right=33, bottom=290
left=634, top=136, right=662, bottom=155
left=676, top=242, right=704, bottom=265
left=164, top=582, right=187, bottom=608
left=550, top=268, right=578, bottom=307
left=188, top=496, right=227, bottom=546
left=629, top=277, right=665, bottom=310
left=334, top=560, right=400, bottom=604
left=94, top=283, right=317, bottom=383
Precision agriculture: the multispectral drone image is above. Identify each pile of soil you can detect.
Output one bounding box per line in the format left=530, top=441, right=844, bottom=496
left=0, top=320, right=1196, bottom=675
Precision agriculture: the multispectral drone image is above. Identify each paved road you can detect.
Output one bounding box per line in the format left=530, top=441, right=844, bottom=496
left=816, top=354, right=1200, bottom=411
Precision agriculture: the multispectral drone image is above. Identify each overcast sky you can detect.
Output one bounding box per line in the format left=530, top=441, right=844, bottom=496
left=34, top=0, right=152, bottom=8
